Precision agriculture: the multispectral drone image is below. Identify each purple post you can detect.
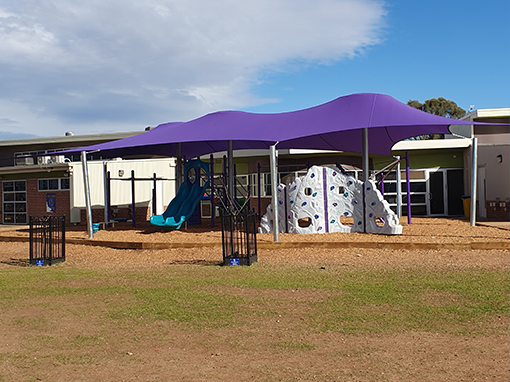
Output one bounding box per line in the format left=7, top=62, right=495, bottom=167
left=107, top=171, right=112, bottom=226
left=406, top=151, right=411, bottom=224
left=322, top=167, right=329, bottom=232
left=257, top=162, right=261, bottom=219
left=131, top=170, right=136, bottom=228
left=210, top=154, right=215, bottom=229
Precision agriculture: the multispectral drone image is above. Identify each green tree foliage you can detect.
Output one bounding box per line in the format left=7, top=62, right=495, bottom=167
left=407, top=97, right=466, bottom=139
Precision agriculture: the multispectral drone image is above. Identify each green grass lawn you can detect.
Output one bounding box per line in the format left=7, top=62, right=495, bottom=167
left=1, top=263, right=507, bottom=335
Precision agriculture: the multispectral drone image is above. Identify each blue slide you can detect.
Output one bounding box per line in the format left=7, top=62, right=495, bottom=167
left=150, top=159, right=210, bottom=229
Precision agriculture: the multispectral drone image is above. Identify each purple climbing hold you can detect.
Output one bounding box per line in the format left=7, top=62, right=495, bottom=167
left=353, top=200, right=358, bottom=204
left=369, top=213, right=373, bottom=217
left=333, top=202, right=338, bottom=207
left=333, top=171, right=337, bottom=176
left=318, top=226, right=322, bottom=230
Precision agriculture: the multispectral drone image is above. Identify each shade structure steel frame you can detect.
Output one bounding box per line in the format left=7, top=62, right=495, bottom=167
left=56, top=93, right=503, bottom=239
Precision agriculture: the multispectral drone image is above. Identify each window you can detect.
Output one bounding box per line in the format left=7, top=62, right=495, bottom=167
left=3, top=181, right=27, bottom=224
left=38, top=178, right=70, bottom=191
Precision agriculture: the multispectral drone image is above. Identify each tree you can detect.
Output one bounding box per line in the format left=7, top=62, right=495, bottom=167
left=407, top=97, right=466, bottom=139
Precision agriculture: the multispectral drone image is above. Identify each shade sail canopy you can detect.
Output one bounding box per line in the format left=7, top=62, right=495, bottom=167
left=58, top=93, right=487, bottom=158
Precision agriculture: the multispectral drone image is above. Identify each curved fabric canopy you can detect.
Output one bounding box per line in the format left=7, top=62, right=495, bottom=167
left=59, top=93, right=487, bottom=158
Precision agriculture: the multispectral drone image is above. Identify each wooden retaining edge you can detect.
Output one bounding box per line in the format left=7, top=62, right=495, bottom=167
left=0, top=236, right=507, bottom=250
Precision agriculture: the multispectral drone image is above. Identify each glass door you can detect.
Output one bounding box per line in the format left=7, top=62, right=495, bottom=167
left=429, top=171, right=445, bottom=215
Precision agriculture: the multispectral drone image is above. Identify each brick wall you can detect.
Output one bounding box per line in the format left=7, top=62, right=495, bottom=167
left=486, top=201, right=510, bottom=221
left=26, top=179, right=71, bottom=219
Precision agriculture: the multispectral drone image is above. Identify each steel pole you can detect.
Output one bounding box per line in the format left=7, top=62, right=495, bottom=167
left=81, top=151, right=94, bottom=239
left=470, top=137, right=478, bottom=226
left=396, top=156, right=402, bottom=218
left=270, top=143, right=279, bottom=242
left=361, top=128, right=369, bottom=233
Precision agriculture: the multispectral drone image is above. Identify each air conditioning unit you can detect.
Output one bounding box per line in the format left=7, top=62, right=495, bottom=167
left=15, top=157, right=34, bottom=166
left=37, top=156, right=52, bottom=165
left=50, top=155, right=65, bottom=164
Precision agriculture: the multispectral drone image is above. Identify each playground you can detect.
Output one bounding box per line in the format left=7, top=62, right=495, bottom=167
left=0, top=217, right=508, bottom=381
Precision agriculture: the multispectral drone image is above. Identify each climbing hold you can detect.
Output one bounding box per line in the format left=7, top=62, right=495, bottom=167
left=333, top=171, right=337, bottom=176
left=344, top=211, right=349, bottom=216
left=293, top=185, right=297, bottom=190
left=366, top=186, right=371, bottom=191
left=290, top=199, right=294, bottom=204
left=302, top=202, right=307, bottom=206
left=371, top=201, right=376, bottom=206
left=344, top=192, right=349, bottom=197
left=348, top=180, right=353, bottom=185
left=353, top=200, right=358, bottom=204
left=331, top=219, right=336, bottom=223
left=358, top=221, right=362, bottom=225
left=311, top=173, right=315, bottom=178
left=330, top=186, right=335, bottom=190
left=312, top=192, right=317, bottom=197
left=333, top=202, right=338, bottom=207
left=369, top=213, right=373, bottom=218
left=318, top=226, right=322, bottom=230
left=314, top=215, right=319, bottom=219
left=279, top=200, right=283, bottom=204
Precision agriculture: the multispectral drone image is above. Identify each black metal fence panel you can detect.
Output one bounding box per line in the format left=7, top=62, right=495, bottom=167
left=220, top=208, right=257, bottom=266
left=29, top=216, right=66, bottom=266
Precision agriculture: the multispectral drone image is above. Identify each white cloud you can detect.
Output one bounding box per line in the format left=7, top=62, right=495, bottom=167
left=0, top=0, right=386, bottom=137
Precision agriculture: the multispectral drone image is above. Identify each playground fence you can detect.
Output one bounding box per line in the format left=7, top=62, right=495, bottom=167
left=29, top=215, right=66, bottom=266
left=220, top=208, right=257, bottom=266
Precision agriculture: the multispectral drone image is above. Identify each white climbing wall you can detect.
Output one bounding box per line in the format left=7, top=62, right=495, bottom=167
left=259, top=165, right=402, bottom=235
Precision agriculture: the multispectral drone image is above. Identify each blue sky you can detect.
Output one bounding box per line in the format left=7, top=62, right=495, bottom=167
left=0, top=0, right=508, bottom=140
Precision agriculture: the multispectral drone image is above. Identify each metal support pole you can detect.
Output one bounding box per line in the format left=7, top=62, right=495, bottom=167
left=228, top=140, right=234, bottom=200
left=131, top=170, right=136, bottom=228
left=176, top=143, right=182, bottom=195
left=406, top=151, right=411, bottom=224
left=152, top=173, right=157, bottom=216
left=270, top=143, right=279, bottom=242
left=210, top=154, right=215, bottom=229
left=396, top=156, right=402, bottom=218
left=103, top=162, right=108, bottom=226
left=81, top=151, right=93, bottom=239
left=106, top=171, right=112, bottom=225
left=361, top=128, right=369, bottom=233
left=470, top=137, right=478, bottom=226
left=257, top=162, right=261, bottom=220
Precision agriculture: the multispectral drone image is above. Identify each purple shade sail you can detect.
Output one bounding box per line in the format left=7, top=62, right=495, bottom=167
left=56, top=93, right=495, bottom=158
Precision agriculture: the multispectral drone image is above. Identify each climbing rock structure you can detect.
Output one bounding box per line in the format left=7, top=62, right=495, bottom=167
left=259, top=165, right=402, bottom=235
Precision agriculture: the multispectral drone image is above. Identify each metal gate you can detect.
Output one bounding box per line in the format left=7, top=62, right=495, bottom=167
left=29, top=216, right=66, bottom=266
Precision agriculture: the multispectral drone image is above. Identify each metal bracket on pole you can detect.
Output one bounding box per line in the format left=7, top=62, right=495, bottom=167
left=470, top=137, right=478, bottom=226
left=270, top=143, right=279, bottom=242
